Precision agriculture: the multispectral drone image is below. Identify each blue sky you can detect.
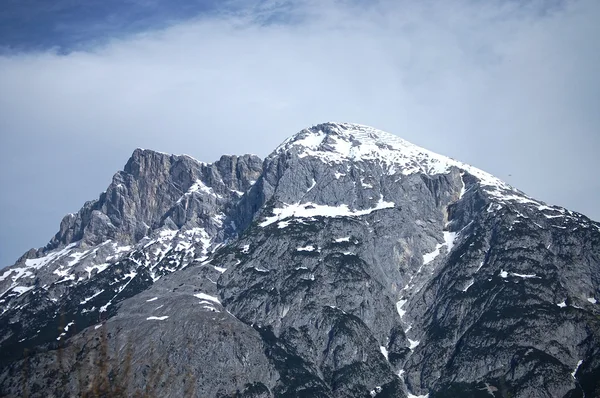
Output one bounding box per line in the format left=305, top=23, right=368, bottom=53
left=1, top=0, right=222, bottom=52
left=1, top=0, right=599, bottom=267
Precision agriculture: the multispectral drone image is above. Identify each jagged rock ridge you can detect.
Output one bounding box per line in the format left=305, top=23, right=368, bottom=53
left=0, top=122, right=598, bottom=398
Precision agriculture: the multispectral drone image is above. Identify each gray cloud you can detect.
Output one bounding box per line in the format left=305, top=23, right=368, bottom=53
left=1, top=0, right=599, bottom=267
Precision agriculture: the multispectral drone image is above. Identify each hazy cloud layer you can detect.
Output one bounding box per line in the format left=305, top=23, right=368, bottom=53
left=1, top=0, right=599, bottom=266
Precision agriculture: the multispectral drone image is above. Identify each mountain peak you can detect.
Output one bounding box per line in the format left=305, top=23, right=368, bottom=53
left=2, top=123, right=599, bottom=398
left=124, top=148, right=204, bottom=176
left=275, top=122, right=510, bottom=191
left=276, top=122, right=406, bottom=152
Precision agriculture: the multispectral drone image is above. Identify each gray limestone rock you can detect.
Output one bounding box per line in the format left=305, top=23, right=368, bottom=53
left=0, top=122, right=598, bottom=398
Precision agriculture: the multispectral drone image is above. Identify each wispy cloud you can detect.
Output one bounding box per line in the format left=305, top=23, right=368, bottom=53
left=0, top=0, right=599, bottom=265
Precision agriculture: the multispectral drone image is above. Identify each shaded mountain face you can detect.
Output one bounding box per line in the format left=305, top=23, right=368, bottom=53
left=0, top=122, right=598, bottom=398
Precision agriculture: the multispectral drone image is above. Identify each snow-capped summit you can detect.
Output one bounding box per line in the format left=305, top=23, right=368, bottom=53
left=276, top=122, right=509, bottom=188
left=269, top=122, right=567, bottom=221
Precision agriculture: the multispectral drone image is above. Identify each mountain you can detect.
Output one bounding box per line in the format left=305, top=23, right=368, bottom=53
left=0, top=122, right=598, bottom=398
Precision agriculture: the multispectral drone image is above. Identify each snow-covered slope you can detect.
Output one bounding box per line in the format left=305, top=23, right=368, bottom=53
left=260, top=122, right=578, bottom=226
left=275, top=122, right=508, bottom=186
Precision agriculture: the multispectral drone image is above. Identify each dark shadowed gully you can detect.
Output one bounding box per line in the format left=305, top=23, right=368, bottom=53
left=1, top=123, right=598, bottom=398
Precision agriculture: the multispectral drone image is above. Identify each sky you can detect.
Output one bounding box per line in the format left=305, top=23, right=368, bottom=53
left=0, top=0, right=599, bottom=267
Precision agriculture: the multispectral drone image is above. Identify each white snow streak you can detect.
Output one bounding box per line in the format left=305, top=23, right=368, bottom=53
left=80, top=290, right=104, bottom=305
left=422, top=231, right=457, bottom=265
left=422, top=245, right=442, bottom=266
left=297, top=245, right=316, bottom=252
left=260, top=196, right=395, bottom=227
left=408, top=338, right=420, bottom=350
left=462, top=279, right=475, bottom=292
left=11, top=286, right=34, bottom=295
left=146, top=316, right=169, bottom=321
left=572, top=360, right=583, bottom=379
left=396, top=299, right=407, bottom=318
left=193, top=293, right=221, bottom=304
left=334, top=237, right=351, bottom=243
left=511, top=272, right=541, bottom=279
left=443, top=231, right=457, bottom=253
left=380, top=346, right=388, bottom=360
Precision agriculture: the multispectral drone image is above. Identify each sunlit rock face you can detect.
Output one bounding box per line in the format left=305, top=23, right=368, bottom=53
left=1, top=123, right=598, bottom=398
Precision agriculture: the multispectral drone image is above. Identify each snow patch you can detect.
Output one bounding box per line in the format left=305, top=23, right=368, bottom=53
left=260, top=196, right=395, bottom=227
left=408, top=338, right=420, bottom=350
left=422, top=231, right=457, bottom=265
left=12, top=286, right=34, bottom=296
left=588, top=297, right=597, bottom=304
left=277, top=220, right=290, bottom=228
left=572, top=360, right=583, bottom=379
left=475, top=261, right=485, bottom=272
left=334, top=237, right=351, bottom=243
left=193, top=293, right=221, bottom=304
left=146, top=297, right=158, bottom=302
left=0, top=267, right=32, bottom=283
left=179, top=179, right=221, bottom=201
left=396, top=299, right=407, bottom=318
left=24, top=243, right=77, bottom=269
left=462, top=279, right=475, bottom=292
left=380, top=346, right=388, bottom=360
left=498, top=271, right=541, bottom=280
left=84, top=263, right=109, bottom=279
left=443, top=231, right=457, bottom=253
left=55, top=274, right=76, bottom=284
left=422, top=245, right=442, bottom=265
left=557, top=301, right=567, bottom=308
left=459, top=172, right=467, bottom=198
left=297, top=245, right=316, bottom=252
left=511, top=272, right=541, bottom=279
left=147, top=316, right=169, bottom=321
left=53, top=268, right=70, bottom=277
left=67, top=249, right=92, bottom=266
left=293, top=130, right=326, bottom=149
left=80, top=290, right=104, bottom=305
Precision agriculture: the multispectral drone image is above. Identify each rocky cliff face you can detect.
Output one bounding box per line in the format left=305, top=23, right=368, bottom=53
left=0, top=123, right=598, bottom=398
